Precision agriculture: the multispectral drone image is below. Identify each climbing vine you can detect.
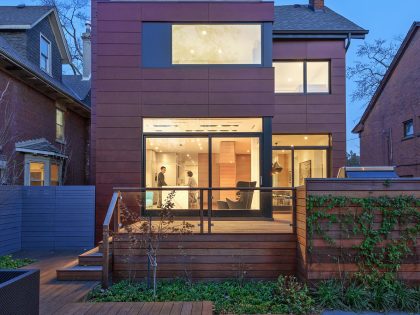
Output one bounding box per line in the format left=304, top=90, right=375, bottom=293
left=306, top=195, right=420, bottom=275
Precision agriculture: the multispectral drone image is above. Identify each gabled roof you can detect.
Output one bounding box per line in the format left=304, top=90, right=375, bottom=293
left=273, top=5, right=368, bottom=39
left=0, top=35, right=90, bottom=112
left=352, top=22, right=420, bottom=133
left=15, top=138, right=67, bottom=159
left=62, top=75, right=91, bottom=107
left=0, top=5, right=71, bottom=63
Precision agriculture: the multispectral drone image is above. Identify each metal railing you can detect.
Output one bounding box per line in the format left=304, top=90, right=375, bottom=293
left=101, top=186, right=296, bottom=288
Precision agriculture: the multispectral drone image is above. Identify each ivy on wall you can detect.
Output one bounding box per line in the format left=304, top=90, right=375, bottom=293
left=306, top=195, right=420, bottom=274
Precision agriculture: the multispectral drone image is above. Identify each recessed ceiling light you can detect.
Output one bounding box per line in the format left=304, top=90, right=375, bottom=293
left=155, top=147, right=159, bottom=150
left=201, top=30, right=207, bottom=35
left=304, top=136, right=308, bottom=140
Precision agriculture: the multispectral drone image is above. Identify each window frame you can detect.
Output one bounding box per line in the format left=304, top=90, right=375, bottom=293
left=40, top=34, right=52, bottom=75
left=403, top=119, right=414, bottom=139
left=170, top=23, right=264, bottom=67
left=56, top=108, right=65, bottom=143
left=24, top=155, right=62, bottom=186
left=273, top=60, right=331, bottom=95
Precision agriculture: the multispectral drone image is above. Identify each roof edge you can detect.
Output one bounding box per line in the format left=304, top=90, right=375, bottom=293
left=352, top=21, right=420, bottom=134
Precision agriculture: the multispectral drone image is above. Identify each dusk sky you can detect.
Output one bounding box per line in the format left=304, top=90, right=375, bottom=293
left=2, top=0, right=420, bottom=153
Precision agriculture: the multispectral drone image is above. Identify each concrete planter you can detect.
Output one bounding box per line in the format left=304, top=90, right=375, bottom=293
left=0, top=269, right=40, bottom=315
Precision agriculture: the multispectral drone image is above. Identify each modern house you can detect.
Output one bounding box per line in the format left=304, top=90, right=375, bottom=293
left=92, top=0, right=367, bottom=241
left=0, top=5, right=91, bottom=186
left=353, top=22, right=420, bottom=177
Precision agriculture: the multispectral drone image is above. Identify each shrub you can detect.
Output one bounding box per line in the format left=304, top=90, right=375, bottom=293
left=0, top=255, right=34, bottom=269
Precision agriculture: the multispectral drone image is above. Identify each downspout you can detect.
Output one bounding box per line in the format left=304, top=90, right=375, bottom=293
left=345, top=33, right=352, bottom=52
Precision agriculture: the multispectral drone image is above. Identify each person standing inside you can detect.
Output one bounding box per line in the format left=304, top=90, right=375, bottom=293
left=157, top=166, right=167, bottom=208
left=187, top=171, right=197, bottom=208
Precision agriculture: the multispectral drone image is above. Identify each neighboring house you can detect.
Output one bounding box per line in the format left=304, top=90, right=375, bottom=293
left=353, top=22, right=420, bottom=177
left=92, top=0, right=367, bottom=239
left=0, top=5, right=91, bottom=186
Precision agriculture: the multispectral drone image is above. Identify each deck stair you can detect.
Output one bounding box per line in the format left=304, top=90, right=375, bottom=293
left=56, top=242, right=112, bottom=281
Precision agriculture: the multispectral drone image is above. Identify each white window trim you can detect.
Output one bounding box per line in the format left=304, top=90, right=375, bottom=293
left=40, top=33, right=52, bottom=75
left=24, top=154, right=63, bottom=186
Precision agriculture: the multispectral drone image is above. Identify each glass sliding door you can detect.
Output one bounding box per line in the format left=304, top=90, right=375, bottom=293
left=145, top=137, right=209, bottom=211
left=212, top=137, right=260, bottom=212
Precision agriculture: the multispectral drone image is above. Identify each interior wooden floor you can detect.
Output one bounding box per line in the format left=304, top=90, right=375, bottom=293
left=123, top=213, right=293, bottom=234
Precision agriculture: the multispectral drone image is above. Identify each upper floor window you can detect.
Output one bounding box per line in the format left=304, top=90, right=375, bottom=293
left=274, top=61, right=330, bottom=94
left=403, top=119, right=414, bottom=138
left=56, top=108, right=65, bottom=142
left=40, top=34, right=51, bottom=74
left=172, top=24, right=261, bottom=65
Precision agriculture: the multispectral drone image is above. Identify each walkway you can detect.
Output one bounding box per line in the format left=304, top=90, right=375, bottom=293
left=14, top=250, right=213, bottom=315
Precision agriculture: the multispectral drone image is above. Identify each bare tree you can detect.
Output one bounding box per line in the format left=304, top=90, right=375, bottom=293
left=36, top=0, right=90, bottom=75
left=348, top=38, right=402, bottom=106
left=0, top=81, right=21, bottom=184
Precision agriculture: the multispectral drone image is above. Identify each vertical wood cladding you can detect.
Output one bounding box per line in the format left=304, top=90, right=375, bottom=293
left=93, top=1, right=347, bottom=240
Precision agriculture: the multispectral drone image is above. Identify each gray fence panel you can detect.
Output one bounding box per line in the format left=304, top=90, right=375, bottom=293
left=0, top=186, right=22, bottom=255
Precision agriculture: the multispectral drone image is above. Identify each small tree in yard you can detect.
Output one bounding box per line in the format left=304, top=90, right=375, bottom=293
left=120, top=190, right=194, bottom=297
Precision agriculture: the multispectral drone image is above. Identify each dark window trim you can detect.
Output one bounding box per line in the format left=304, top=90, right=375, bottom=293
left=273, top=59, right=331, bottom=95
left=402, top=119, right=414, bottom=139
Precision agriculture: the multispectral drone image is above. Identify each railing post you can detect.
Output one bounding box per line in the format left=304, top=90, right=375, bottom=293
left=114, top=192, right=121, bottom=233
left=292, top=188, right=297, bottom=234
left=207, top=189, right=212, bottom=234
left=199, top=189, right=204, bottom=234
left=102, top=225, right=109, bottom=289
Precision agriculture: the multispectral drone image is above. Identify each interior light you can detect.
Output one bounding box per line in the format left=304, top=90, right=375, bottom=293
left=190, top=49, right=195, bottom=54
left=155, top=147, right=159, bottom=150
left=287, top=78, right=292, bottom=82
left=304, top=136, right=308, bottom=140
left=187, top=154, right=190, bottom=157
left=246, top=150, right=250, bottom=153
left=217, top=48, right=223, bottom=54
left=201, top=30, right=207, bottom=35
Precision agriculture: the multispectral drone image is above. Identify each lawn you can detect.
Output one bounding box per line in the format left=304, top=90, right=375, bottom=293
left=88, top=275, right=420, bottom=315
left=0, top=255, right=35, bottom=269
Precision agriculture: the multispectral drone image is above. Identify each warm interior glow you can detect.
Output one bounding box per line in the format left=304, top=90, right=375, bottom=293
left=143, top=118, right=262, bottom=133
left=272, top=134, right=330, bottom=147
left=30, top=162, right=45, bottom=186
left=307, top=61, right=329, bottom=93
left=274, top=62, right=304, bottom=93
left=172, top=24, right=261, bottom=65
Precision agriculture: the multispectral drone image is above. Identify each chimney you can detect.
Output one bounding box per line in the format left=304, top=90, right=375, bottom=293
left=81, top=21, right=91, bottom=80
left=309, top=0, right=324, bottom=11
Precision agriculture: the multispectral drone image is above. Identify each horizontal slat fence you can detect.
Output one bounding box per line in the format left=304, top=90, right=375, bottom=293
left=296, top=179, right=420, bottom=283
left=113, top=233, right=296, bottom=281
left=0, top=186, right=95, bottom=254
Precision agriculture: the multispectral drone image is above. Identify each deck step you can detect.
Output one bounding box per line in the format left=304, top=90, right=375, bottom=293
left=57, top=264, right=102, bottom=281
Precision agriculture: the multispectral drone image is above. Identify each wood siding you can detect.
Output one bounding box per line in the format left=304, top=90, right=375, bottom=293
left=112, top=233, right=296, bottom=281
left=0, top=186, right=95, bottom=253
left=296, top=179, right=420, bottom=283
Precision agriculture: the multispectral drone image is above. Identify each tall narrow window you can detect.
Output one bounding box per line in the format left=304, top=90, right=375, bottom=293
left=403, top=119, right=414, bottom=138
left=40, top=35, right=51, bottom=74
left=56, top=109, right=65, bottom=142
left=50, top=163, right=60, bottom=186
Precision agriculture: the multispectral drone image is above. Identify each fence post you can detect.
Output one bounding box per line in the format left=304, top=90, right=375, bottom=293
left=199, top=189, right=204, bottom=234
left=102, top=226, right=109, bottom=289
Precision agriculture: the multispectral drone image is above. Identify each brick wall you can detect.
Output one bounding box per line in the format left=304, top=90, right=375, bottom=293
left=359, top=28, right=420, bottom=177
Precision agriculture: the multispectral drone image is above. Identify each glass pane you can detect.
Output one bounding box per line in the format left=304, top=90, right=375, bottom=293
left=56, top=109, right=64, bottom=126
left=274, top=62, right=304, bottom=93
left=212, top=137, right=260, bottom=210
left=40, top=56, right=48, bottom=71
left=272, top=134, right=330, bottom=147
left=294, top=150, right=327, bottom=186
left=404, top=121, right=413, bottom=136
left=307, top=61, right=329, bottom=93
left=272, top=150, right=292, bottom=187
left=143, top=118, right=262, bottom=133
left=172, top=24, right=261, bottom=64
left=50, top=163, right=59, bottom=186
left=40, top=37, right=49, bottom=56
left=30, top=162, right=44, bottom=186
left=56, top=125, right=64, bottom=141
left=145, top=137, right=209, bottom=210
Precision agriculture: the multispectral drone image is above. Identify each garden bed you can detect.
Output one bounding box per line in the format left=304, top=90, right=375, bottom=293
left=88, top=276, right=420, bottom=315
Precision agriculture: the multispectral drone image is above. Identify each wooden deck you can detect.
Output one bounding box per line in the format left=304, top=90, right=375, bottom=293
left=14, top=250, right=213, bottom=314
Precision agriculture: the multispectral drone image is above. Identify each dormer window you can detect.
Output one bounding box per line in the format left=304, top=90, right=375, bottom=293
left=40, top=34, right=51, bottom=74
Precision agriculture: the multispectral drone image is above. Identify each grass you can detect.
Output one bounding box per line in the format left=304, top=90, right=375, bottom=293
left=89, top=275, right=420, bottom=315
left=0, top=255, right=35, bottom=269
